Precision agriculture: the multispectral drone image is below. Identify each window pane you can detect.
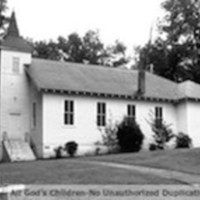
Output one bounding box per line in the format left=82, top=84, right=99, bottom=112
left=70, top=101, right=73, bottom=112
left=64, top=113, right=68, bottom=124
left=102, top=103, right=106, bottom=114
left=131, top=106, right=133, bottom=116
left=132, top=106, right=135, bottom=117
left=65, top=101, right=68, bottom=112
left=159, top=107, right=162, bottom=118
left=97, top=115, right=101, bottom=126
left=13, top=57, right=20, bottom=73
left=97, top=103, right=101, bottom=114
left=33, top=103, right=36, bottom=127
left=155, top=107, right=158, bottom=118
left=70, top=114, right=73, bottom=125
left=128, top=105, right=131, bottom=116
left=102, top=116, right=106, bottom=126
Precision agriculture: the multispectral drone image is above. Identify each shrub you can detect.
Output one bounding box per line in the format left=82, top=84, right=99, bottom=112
left=101, top=119, right=119, bottom=153
left=117, top=117, right=144, bottom=152
left=54, top=146, right=63, bottom=158
left=176, top=132, right=192, bottom=148
left=65, top=141, right=78, bottom=157
left=95, top=147, right=101, bottom=155
left=149, top=143, right=157, bottom=151
left=147, top=112, right=175, bottom=150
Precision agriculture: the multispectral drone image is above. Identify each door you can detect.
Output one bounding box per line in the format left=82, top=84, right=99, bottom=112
left=8, top=113, right=23, bottom=139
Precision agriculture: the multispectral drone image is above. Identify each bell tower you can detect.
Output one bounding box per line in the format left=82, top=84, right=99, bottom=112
left=0, top=12, right=33, bottom=160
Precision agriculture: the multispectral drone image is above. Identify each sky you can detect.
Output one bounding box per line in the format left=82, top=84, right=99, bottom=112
left=6, top=0, right=165, bottom=53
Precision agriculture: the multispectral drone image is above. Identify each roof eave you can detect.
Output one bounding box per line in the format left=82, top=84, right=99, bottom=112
left=0, top=45, right=33, bottom=53
left=39, top=88, right=175, bottom=103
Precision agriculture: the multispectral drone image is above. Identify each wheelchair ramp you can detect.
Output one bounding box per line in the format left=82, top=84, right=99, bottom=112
left=3, top=140, right=36, bottom=162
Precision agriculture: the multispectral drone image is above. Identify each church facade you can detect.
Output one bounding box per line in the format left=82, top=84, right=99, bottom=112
left=1, top=12, right=200, bottom=161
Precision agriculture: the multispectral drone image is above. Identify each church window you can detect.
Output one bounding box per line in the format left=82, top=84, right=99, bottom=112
left=33, top=103, right=36, bottom=128
left=97, top=102, right=106, bottom=126
left=12, top=57, right=20, bottom=73
left=155, top=107, right=162, bottom=127
left=64, top=100, right=74, bottom=125
left=127, top=104, right=136, bottom=122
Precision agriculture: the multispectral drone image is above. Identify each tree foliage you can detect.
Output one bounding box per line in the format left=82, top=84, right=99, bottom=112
left=81, top=30, right=104, bottom=64
left=101, top=119, right=119, bottom=153
left=137, top=0, right=200, bottom=83
left=147, top=111, right=175, bottom=150
left=102, top=40, right=129, bottom=67
left=33, top=30, right=129, bottom=67
left=58, top=33, right=84, bottom=63
left=65, top=141, right=78, bottom=157
left=176, top=132, right=192, bottom=148
left=117, top=117, right=144, bottom=152
left=0, top=0, right=8, bottom=36
left=34, top=40, right=60, bottom=60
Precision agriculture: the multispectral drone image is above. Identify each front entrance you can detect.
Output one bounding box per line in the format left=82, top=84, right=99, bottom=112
left=8, top=113, right=23, bottom=140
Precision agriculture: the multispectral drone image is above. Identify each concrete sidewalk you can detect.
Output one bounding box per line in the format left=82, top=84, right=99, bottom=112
left=83, top=160, right=200, bottom=185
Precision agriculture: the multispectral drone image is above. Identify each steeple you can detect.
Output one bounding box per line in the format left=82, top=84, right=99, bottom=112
left=1, top=11, right=33, bottom=53
left=7, top=11, right=20, bottom=37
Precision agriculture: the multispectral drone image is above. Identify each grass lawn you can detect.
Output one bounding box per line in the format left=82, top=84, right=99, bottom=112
left=0, top=159, right=179, bottom=184
left=83, top=148, right=200, bottom=175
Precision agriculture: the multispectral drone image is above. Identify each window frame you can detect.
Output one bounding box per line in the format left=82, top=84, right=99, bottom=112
left=12, top=57, right=20, bottom=74
left=64, top=100, right=74, bottom=125
left=32, top=102, right=36, bottom=128
left=97, top=102, right=106, bottom=127
left=155, top=107, right=163, bottom=127
left=127, top=104, right=136, bottom=122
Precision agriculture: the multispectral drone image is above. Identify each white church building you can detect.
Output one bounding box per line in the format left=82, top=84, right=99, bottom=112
left=0, top=12, right=200, bottom=161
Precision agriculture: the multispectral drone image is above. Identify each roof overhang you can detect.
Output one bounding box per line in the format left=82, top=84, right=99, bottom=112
left=40, top=87, right=176, bottom=103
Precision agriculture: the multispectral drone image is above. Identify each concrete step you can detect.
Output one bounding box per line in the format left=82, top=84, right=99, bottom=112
left=3, top=140, right=36, bottom=162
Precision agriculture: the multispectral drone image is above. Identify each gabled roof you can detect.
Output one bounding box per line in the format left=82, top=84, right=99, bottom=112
left=0, top=11, right=33, bottom=53
left=26, top=58, right=180, bottom=102
left=177, top=81, right=200, bottom=100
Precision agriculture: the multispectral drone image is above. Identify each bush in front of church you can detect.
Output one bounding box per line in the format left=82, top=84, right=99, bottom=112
left=65, top=141, right=78, bottom=157
left=117, top=117, right=144, bottom=152
left=101, top=119, right=120, bottom=154
left=54, top=146, right=63, bottom=158
left=175, top=132, right=192, bottom=148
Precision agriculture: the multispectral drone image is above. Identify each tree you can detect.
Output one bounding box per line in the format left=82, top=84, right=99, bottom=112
left=82, top=30, right=104, bottom=64
left=0, top=0, right=8, bottom=36
left=137, top=0, right=200, bottom=83
left=147, top=111, right=175, bottom=150
left=33, top=30, right=129, bottom=67
left=117, top=117, right=144, bottom=152
left=57, top=33, right=85, bottom=63
left=176, top=132, right=192, bottom=148
left=100, top=119, right=119, bottom=153
left=33, top=40, right=60, bottom=60
left=102, top=40, right=129, bottom=67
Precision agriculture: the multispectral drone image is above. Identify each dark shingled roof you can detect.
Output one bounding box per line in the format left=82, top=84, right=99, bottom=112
left=1, top=35, right=33, bottom=53
left=7, top=12, right=20, bottom=37
left=0, top=11, right=33, bottom=53
left=26, top=58, right=184, bottom=101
